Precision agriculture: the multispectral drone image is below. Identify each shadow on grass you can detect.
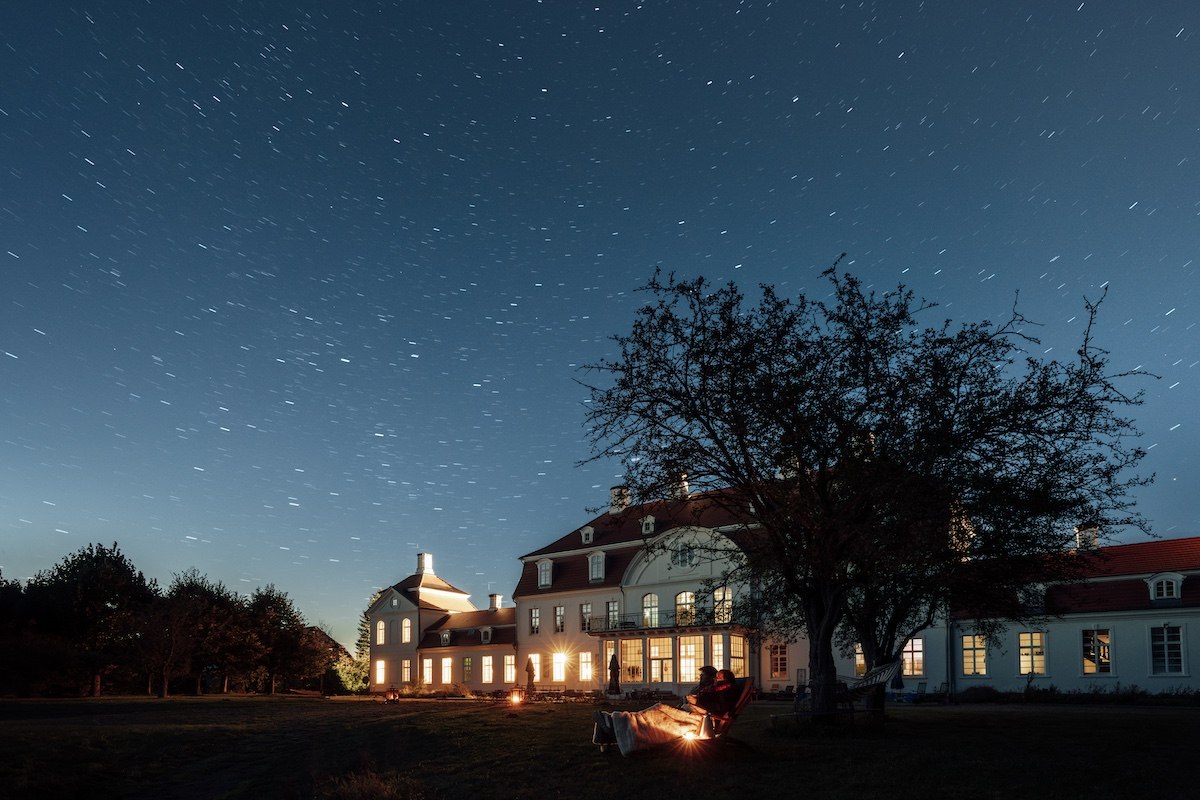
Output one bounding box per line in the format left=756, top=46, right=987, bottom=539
left=3, top=697, right=1198, bottom=799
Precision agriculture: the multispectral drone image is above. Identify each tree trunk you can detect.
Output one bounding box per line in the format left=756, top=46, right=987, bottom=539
left=91, top=673, right=102, bottom=697
left=805, top=593, right=842, bottom=719
left=159, top=664, right=170, bottom=698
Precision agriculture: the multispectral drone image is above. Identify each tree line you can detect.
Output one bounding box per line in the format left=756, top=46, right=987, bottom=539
left=0, top=542, right=368, bottom=697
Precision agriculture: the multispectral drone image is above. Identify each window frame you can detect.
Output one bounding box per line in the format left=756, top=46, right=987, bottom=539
left=589, top=551, right=605, bottom=582
left=641, top=593, right=659, bottom=627
left=1082, top=628, right=1112, bottom=675
left=1018, top=631, right=1047, bottom=676
left=1151, top=624, right=1184, bottom=675
left=961, top=634, right=988, bottom=676
left=901, top=637, right=925, bottom=677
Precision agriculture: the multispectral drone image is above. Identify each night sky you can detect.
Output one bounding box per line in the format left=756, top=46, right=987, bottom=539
left=3, top=1, right=1197, bottom=648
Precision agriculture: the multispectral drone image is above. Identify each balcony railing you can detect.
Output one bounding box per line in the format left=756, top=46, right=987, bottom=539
left=583, top=607, right=744, bottom=633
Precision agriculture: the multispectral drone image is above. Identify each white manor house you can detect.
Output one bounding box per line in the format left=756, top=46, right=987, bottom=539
left=368, top=486, right=1200, bottom=699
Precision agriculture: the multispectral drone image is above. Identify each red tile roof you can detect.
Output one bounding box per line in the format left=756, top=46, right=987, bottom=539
left=1073, top=537, right=1200, bottom=578
left=520, top=491, right=750, bottom=559
left=514, top=492, right=752, bottom=599
left=418, top=610, right=518, bottom=649
left=1042, top=537, right=1200, bottom=614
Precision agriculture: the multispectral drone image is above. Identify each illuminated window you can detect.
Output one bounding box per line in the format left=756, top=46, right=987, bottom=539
left=589, top=552, right=605, bottom=582
left=552, top=652, right=567, bottom=682
left=374, top=659, right=385, bottom=685
left=554, top=605, right=565, bottom=633
left=642, top=593, right=659, bottom=627
left=902, top=638, right=925, bottom=677
left=648, top=637, right=674, bottom=683
left=962, top=634, right=988, bottom=676
left=401, top=618, right=412, bottom=643
left=537, top=559, right=553, bottom=588
left=710, top=635, right=725, bottom=670
left=1082, top=629, right=1111, bottom=675
left=678, top=635, right=703, bottom=683
left=713, top=586, right=732, bottom=624
left=529, top=607, right=540, bottom=635
left=504, top=654, right=516, bottom=684
left=853, top=644, right=866, bottom=677
left=441, top=657, right=452, bottom=684
left=482, top=655, right=494, bottom=684
left=1151, top=625, right=1183, bottom=675
left=422, top=658, right=433, bottom=685
left=580, top=651, right=593, bottom=682
left=769, top=643, right=788, bottom=680
left=401, top=659, right=411, bottom=684
left=729, top=635, right=747, bottom=678
left=375, top=620, right=385, bottom=645
left=675, top=591, right=696, bottom=626
left=1019, top=632, right=1047, bottom=675
left=620, top=639, right=644, bottom=682
left=529, top=653, right=541, bottom=682
left=462, top=657, right=472, bottom=683
left=899, top=639, right=922, bottom=676
left=580, top=602, right=592, bottom=632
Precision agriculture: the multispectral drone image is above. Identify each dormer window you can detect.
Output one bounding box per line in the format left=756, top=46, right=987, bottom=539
left=641, top=515, right=656, bottom=535
left=580, top=526, right=594, bottom=545
left=589, top=551, right=605, bottom=582
left=481, top=627, right=492, bottom=644
left=440, top=631, right=450, bottom=646
left=537, top=559, right=553, bottom=589
left=1147, top=573, right=1184, bottom=606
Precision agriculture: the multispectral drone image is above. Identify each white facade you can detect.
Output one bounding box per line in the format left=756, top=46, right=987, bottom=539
left=511, top=491, right=811, bottom=696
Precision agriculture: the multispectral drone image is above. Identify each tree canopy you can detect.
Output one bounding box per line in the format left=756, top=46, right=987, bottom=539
left=581, top=265, right=1150, bottom=713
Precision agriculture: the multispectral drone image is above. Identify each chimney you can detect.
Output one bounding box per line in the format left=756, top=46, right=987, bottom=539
left=609, top=485, right=631, bottom=515
left=488, top=593, right=503, bottom=611
left=1074, top=524, right=1099, bottom=551
left=675, top=473, right=690, bottom=499
left=416, top=552, right=435, bottom=575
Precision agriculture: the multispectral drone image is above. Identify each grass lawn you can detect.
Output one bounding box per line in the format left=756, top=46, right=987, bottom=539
left=2, top=695, right=1198, bottom=799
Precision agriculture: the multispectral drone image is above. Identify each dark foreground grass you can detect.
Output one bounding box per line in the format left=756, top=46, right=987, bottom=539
left=2, top=695, right=1198, bottom=800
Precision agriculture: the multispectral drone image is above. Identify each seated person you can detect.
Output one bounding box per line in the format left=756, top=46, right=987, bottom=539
left=594, top=668, right=739, bottom=755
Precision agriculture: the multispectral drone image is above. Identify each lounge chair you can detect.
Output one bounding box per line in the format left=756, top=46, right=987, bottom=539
left=702, top=676, right=755, bottom=738
left=896, top=681, right=927, bottom=703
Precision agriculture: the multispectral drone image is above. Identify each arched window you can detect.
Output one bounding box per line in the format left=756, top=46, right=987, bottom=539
left=401, top=617, right=412, bottom=643
left=537, top=559, right=553, bottom=588
left=713, top=586, right=732, bottom=624
left=589, top=551, right=605, bottom=582
left=375, top=620, right=386, bottom=645
left=675, top=591, right=696, bottom=626
left=641, top=593, right=659, bottom=627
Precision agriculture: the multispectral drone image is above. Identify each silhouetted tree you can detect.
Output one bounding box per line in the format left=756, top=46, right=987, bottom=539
left=25, top=542, right=158, bottom=696
left=581, top=265, right=1149, bottom=715
left=247, top=584, right=309, bottom=694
